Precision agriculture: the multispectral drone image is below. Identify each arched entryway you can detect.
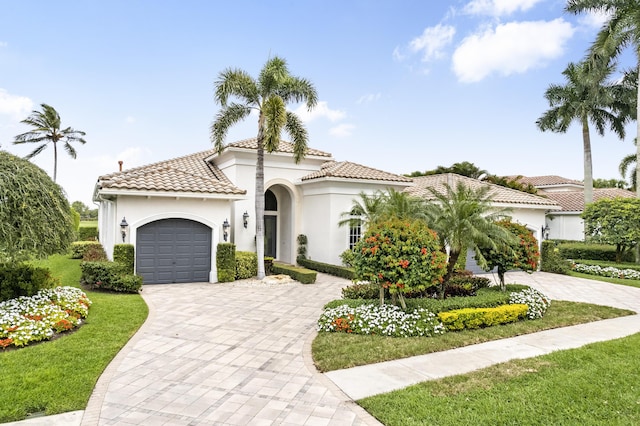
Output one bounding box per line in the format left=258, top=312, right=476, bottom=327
left=136, top=218, right=212, bottom=284
left=264, top=185, right=294, bottom=262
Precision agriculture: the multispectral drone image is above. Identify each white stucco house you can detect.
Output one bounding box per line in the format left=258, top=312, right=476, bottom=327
left=93, top=139, right=560, bottom=284
left=514, top=175, right=636, bottom=241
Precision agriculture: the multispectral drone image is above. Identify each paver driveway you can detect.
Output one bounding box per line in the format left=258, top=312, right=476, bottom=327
left=81, top=274, right=379, bottom=426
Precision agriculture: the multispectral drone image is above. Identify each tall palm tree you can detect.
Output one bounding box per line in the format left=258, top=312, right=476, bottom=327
left=536, top=58, right=630, bottom=205
left=211, top=57, right=317, bottom=279
left=423, top=182, right=515, bottom=299
left=13, top=103, right=86, bottom=182
left=566, top=0, right=640, bottom=196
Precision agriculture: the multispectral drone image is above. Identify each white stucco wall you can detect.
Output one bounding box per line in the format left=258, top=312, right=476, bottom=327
left=98, top=195, right=231, bottom=282
left=546, top=213, right=584, bottom=241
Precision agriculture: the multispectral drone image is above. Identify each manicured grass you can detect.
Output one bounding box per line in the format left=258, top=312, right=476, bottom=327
left=359, top=332, right=640, bottom=425
left=79, top=220, right=98, bottom=228
left=312, top=300, right=632, bottom=372
left=568, top=270, right=640, bottom=289
left=0, top=255, right=148, bottom=423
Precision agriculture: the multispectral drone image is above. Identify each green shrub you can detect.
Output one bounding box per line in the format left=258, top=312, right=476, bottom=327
left=113, top=244, right=135, bottom=274
left=558, top=243, right=634, bottom=262
left=70, top=241, right=105, bottom=260
left=79, top=261, right=141, bottom=293
left=216, top=243, right=235, bottom=283
left=297, top=257, right=355, bottom=280
left=297, top=234, right=308, bottom=259
left=540, top=240, right=571, bottom=274
left=272, top=262, right=316, bottom=284
left=236, top=251, right=258, bottom=279
left=339, top=249, right=355, bottom=267
left=82, top=244, right=108, bottom=262
left=77, top=226, right=98, bottom=241
left=0, top=263, right=59, bottom=302
left=438, top=304, right=528, bottom=331
left=342, top=281, right=383, bottom=299
left=264, top=257, right=274, bottom=275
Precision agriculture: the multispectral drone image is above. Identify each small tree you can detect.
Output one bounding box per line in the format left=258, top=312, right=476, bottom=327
left=582, top=197, right=640, bottom=263
left=477, top=220, right=540, bottom=291
left=352, top=218, right=447, bottom=308
left=0, top=151, right=74, bottom=263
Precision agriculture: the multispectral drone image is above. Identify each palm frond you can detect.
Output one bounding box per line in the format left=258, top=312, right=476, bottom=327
left=284, top=111, right=308, bottom=163
left=214, top=68, right=259, bottom=106
left=262, top=96, right=286, bottom=153
left=210, top=103, right=252, bottom=152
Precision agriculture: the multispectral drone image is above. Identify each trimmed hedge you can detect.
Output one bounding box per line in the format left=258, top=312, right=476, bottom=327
left=438, top=304, right=529, bottom=331
left=558, top=243, right=634, bottom=263
left=540, top=240, right=570, bottom=274
left=79, top=261, right=142, bottom=293
left=216, top=243, right=235, bottom=283
left=0, top=263, right=59, bottom=302
left=70, top=241, right=106, bottom=260
left=236, top=251, right=258, bottom=279
left=297, top=257, right=354, bottom=280
left=272, top=262, right=317, bottom=284
left=78, top=226, right=98, bottom=241
left=113, top=244, right=135, bottom=274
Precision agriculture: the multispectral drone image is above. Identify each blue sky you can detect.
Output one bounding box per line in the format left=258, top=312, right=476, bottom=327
left=1, top=0, right=636, bottom=205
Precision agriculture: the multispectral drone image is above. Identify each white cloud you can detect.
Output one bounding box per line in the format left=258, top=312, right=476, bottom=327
left=463, top=0, right=543, bottom=17
left=293, top=101, right=345, bottom=123
left=452, top=19, right=575, bottom=83
left=356, top=93, right=381, bottom=104
left=409, top=24, right=456, bottom=62
left=579, top=9, right=612, bottom=29
left=392, top=46, right=405, bottom=62
left=329, top=124, right=355, bottom=138
left=125, top=116, right=136, bottom=124
left=0, top=89, right=33, bottom=120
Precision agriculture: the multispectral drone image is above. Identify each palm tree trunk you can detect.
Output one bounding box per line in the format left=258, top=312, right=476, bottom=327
left=582, top=116, right=593, bottom=205
left=255, top=119, right=266, bottom=279
left=636, top=63, right=640, bottom=198
left=53, top=141, right=58, bottom=182
left=440, top=250, right=461, bottom=299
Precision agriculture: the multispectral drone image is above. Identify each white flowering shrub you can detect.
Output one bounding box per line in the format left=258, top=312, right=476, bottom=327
left=509, top=288, right=551, bottom=320
left=0, top=286, right=92, bottom=348
left=317, top=304, right=445, bottom=337
left=571, top=262, right=640, bottom=280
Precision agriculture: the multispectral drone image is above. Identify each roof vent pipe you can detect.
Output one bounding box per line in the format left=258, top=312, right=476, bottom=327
left=118, top=160, right=123, bottom=172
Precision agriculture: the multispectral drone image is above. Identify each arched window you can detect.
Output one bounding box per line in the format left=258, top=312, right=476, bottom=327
left=265, top=189, right=277, bottom=211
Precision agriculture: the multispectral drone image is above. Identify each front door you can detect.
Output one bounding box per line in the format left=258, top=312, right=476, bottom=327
left=265, top=215, right=277, bottom=258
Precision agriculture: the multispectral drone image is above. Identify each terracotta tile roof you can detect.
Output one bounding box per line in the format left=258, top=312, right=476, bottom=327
left=301, top=161, right=413, bottom=183
left=542, top=188, right=636, bottom=212
left=508, top=175, right=584, bottom=188
left=227, top=138, right=333, bottom=158
left=97, top=149, right=246, bottom=195
left=406, top=173, right=559, bottom=207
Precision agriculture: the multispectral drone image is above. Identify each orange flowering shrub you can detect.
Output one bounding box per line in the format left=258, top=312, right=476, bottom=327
left=353, top=218, right=447, bottom=305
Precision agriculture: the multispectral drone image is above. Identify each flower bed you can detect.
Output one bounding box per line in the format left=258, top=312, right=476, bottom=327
left=571, top=262, right=640, bottom=280
left=0, top=287, right=92, bottom=349
left=317, top=304, right=445, bottom=337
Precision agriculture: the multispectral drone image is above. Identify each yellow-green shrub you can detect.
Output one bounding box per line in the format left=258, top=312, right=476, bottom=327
left=438, top=304, right=528, bottom=331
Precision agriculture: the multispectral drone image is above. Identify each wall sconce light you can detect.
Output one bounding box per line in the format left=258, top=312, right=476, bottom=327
left=542, top=224, right=550, bottom=240
left=120, top=217, right=129, bottom=243
left=223, top=219, right=230, bottom=242
left=243, top=211, right=249, bottom=229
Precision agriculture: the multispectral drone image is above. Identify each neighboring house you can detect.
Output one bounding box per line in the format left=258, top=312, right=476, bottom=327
left=93, top=138, right=412, bottom=284
left=513, top=175, right=636, bottom=241
left=405, top=174, right=560, bottom=273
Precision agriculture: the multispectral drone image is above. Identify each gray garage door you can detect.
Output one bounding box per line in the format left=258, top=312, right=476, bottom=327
left=136, top=218, right=212, bottom=284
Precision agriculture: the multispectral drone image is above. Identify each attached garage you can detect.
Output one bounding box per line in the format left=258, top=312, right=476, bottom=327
left=136, top=218, right=212, bottom=284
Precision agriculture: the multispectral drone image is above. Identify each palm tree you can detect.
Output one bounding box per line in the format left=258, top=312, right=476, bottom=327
left=423, top=182, right=515, bottom=299
left=338, top=189, right=425, bottom=229
left=211, top=57, right=317, bottom=279
left=566, top=0, right=640, bottom=196
left=620, top=138, right=638, bottom=190
left=536, top=58, right=630, bottom=205
left=13, top=104, right=86, bottom=182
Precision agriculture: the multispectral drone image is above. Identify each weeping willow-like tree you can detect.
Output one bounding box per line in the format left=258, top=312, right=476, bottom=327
left=0, top=151, right=75, bottom=263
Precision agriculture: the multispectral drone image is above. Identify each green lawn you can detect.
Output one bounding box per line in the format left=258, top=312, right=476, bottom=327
left=360, top=332, right=640, bottom=425
left=79, top=220, right=98, bottom=228
left=0, top=255, right=148, bottom=423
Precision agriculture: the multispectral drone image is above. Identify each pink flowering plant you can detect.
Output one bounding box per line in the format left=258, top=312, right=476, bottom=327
left=0, top=286, right=92, bottom=349
left=353, top=218, right=447, bottom=309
